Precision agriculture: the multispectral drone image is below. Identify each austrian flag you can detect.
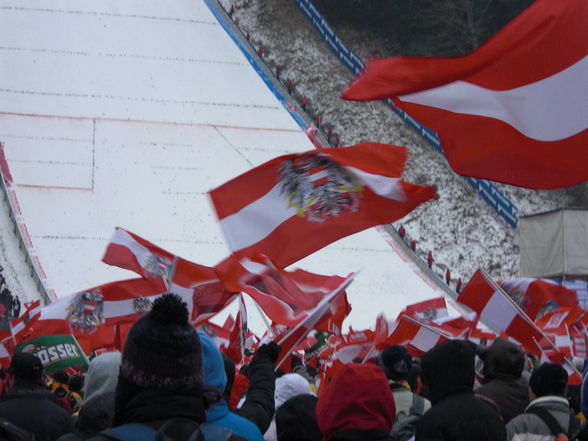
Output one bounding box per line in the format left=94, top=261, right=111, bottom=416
left=209, top=143, right=435, bottom=267
left=343, top=0, right=588, bottom=189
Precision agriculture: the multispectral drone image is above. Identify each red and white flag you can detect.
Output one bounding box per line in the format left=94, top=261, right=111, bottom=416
left=500, top=278, right=578, bottom=321
left=10, top=300, right=42, bottom=341
left=457, top=269, right=545, bottom=356
left=103, top=228, right=175, bottom=281
left=403, top=297, right=448, bottom=322
left=275, top=274, right=355, bottom=370
left=103, top=228, right=238, bottom=326
left=216, top=254, right=351, bottom=333
left=210, top=143, right=435, bottom=267
left=225, top=294, right=249, bottom=364
left=343, top=0, right=588, bottom=189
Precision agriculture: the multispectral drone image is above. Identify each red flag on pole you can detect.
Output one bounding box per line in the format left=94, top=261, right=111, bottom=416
left=209, top=143, right=435, bottom=267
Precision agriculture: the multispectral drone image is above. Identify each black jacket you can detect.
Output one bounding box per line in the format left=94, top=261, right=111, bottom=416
left=233, top=351, right=275, bottom=433
left=475, top=338, right=529, bottom=423
left=0, top=382, right=73, bottom=441
left=416, top=340, right=506, bottom=441
left=85, top=389, right=246, bottom=441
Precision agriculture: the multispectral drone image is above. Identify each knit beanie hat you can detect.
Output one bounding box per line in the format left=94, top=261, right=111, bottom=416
left=529, top=362, right=568, bottom=397
left=377, top=345, right=412, bottom=381
left=119, top=293, right=202, bottom=389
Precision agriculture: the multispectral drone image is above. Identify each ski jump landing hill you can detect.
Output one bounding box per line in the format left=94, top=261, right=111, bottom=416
left=0, top=0, right=452, bottom=332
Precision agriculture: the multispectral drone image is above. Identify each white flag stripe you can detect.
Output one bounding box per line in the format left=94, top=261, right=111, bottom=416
left=345, top=166, right=406, bottom=201
left=220, top=165, right=407, bottom=252
left=111, top=229, right=155, bottom=269
left=11, top=304, right=42, bottom=334
left=400, top=55, right=588, bottom=141
left=481, top=291, right=518, bottom=331
left=555, top=334, right=571, bottom=348
left=411, top=327, right=440, bottom=352
left=220, top=184, right=297, bottom=252
left=308, top=169, right=329, bottom=182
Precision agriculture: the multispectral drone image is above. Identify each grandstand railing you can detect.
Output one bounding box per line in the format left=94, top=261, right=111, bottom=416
left=0, top=143, right=55, bottom=305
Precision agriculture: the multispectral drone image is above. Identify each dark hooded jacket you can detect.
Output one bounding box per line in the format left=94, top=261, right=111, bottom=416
left=275, top=394, right=321, bottom=441
left=415, top=340, right=506, bottom=441
left=316, top=363, right=396, bottom=441
left=475, top=338, right=530, bottom=423
left=0, top=381, right=74, bottom=441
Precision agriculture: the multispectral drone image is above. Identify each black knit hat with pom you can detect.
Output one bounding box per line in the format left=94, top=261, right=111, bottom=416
left=119, top=293, right=202, bottom=389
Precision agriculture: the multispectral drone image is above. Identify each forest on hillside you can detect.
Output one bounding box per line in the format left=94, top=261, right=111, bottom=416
left=313, top=0, right=534, bottom=56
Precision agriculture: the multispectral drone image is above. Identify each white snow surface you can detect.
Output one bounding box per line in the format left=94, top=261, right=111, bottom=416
left=0, top=0, right=450, bottom=333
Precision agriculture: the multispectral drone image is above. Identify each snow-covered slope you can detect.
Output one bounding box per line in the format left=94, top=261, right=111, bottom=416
left=0, top=0, right=449, bottom=332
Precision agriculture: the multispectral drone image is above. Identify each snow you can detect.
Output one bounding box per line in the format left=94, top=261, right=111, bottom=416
left=0, top=0, right=453, bottom=334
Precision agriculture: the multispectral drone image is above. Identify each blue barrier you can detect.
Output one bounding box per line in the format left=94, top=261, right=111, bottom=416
left=293, top=0, right=519, bottom=228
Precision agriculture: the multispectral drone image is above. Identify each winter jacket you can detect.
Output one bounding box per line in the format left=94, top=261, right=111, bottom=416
left=415, top=340, right=506, bottom=441
left=275, top=394, right=321, bottom=441
left=506, top=395, right=578, bottom=441
left=199, top=332, right=265, bottom=441
left=476, top=338, right=530, bottom=423
left=316, top=363, right=396, bottom=441
left=390, top=382, right=430, bottom=420
left=84, top=388, right=246, bottom=441
left=264, top=373, right=313, bottom=441
left=0, top=381, right=74, bottom=441
left=57, top=352, right=122, bottom=441
left=234, top=345, right=276, bottom=433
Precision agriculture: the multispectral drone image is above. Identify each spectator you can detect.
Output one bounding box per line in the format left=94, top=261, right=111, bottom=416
left=398, top=225, right=406, bottom=240
left=199, top=331, right=267, bottom=441
left=66, top=375, right=84, bottom=414
left=0, top=352, right=73, bottom=441
left=445, top=269, right=451, bottom=285
left=86, top=294, right=245, bottom=441
left=265, top=373, right=313, bottom=441
left=51, top=370, right=70, bottom=401
left=276, top=394, right=321, bottom=441
left=476, top=338, right=530, bottom=423
left=415, top=340, right=506, bottom=441
left=58, top=352, right=121, bottom=441
left=427, top=251, right=434, bottom=269
left=506, top=362, right=580, bottom=441
left=377, top=345, right=430, bottom=420
left=316, top=363, right=396, bottom=441
left=410, top=240, right=417, bottom=252
left=455, top=277, right=463, bottom=293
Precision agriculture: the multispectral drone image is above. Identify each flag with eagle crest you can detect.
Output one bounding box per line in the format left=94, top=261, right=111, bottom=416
left=209, top=143, right=435, bottom=267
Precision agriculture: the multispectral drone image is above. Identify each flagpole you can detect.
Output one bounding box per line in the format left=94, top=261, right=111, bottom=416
left=274, top=273, right=356, bottom=371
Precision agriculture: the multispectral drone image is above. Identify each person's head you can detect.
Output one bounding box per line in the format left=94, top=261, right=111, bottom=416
left=482, top=338, right=525, bottom=382
left=69, top=375, right=84, bottom=393
left=316, top=363, right=395, bottom=441
left=9, top=352, right=44, bottom=385
left=529, top=362, right=568, bottom=400
left=277, top=394, right=321, bottom=441
left=52, top=369, right=69, bottom=385
left=420, top=340, right=476, bottom=404
left=377, top=345, right=412, bottom=382
left=114, top=294, right=203, bottom=425
left=78, top=351, right=122, bottom=433
left=275, top=373, right=312, bottom=409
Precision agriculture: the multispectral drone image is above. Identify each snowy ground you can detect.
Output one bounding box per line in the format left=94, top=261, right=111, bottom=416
left=0, top=0, right=454, bottom=333
left=222, top=0, right=581, bottom=284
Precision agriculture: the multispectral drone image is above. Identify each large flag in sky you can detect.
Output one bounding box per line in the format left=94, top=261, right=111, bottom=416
left=343, top=0, right=588, bottom=189
left=209, top=143, right=435, bottom=267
